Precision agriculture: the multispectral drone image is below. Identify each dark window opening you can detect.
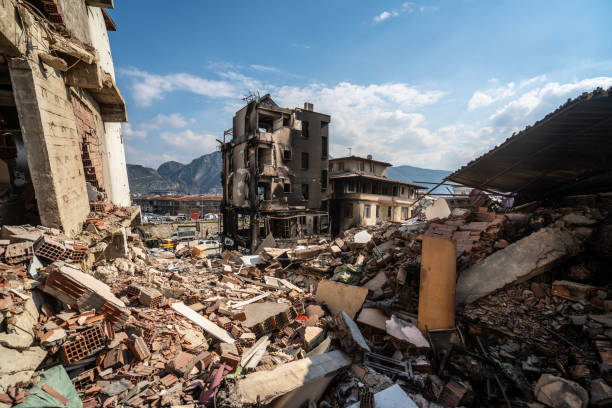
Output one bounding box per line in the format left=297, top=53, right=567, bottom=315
left=321, top=170, right=328, bottom=191
left=257, top=182, right=271, bottom=201
left=283, top=149, right=292, bottom=161
left=365, top=204, right=371, bottom=218
left=344, top=204, right=353, bottom=218
left=321, top=136, right=328, bottom=158
left=301, top=152, right=309, bottom=169
left=301, top=184, right=309, bottom=200
left=283, top=182, right=291, bottom=193
left=328, top=163, right=333, bottom=172
left=302, top=120, right=309, bottom=138
left=376, top=205, right=380, bottom=218
left=387, top=207, right=392, bottom=217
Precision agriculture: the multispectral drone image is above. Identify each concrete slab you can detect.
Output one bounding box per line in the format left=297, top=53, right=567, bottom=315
left=315, top=280, right=368, bottom=319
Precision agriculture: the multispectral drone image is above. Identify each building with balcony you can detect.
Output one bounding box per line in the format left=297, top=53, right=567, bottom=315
left=329, top=155, right=426, bottom=235
left=220, top=94, right=330, bottom=251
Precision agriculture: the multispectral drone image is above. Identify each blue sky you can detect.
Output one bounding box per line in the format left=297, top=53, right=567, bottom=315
left=110, top=0, right=612, bottom=170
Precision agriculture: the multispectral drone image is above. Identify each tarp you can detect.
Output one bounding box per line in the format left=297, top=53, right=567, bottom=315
left=15, top=365, right=81, bottom=408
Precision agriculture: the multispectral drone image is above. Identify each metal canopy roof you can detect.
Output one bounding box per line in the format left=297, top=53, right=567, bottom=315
left=448, top=87, right=612, bottom=204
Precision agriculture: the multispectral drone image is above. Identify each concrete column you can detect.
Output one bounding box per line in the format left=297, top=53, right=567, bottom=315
left=8, top=57, right=89, bottom=235
left=103, top=122, right=130, bottom=206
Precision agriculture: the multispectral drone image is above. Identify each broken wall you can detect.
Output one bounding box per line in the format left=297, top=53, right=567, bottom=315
left=9, top=56, right=90, bottom=235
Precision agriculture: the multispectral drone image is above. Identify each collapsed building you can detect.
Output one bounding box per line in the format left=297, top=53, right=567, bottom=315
left=0, top=0, right=130, bottom=235
left=328, top=155, right=426, bottom=235
left=220, top=94, right=330, bottom=251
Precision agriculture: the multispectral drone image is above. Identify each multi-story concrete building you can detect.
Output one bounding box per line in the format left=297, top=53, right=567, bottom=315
left=221, top=94, right=330, bottom=251
left=132, top=195, right=222, bottom=216
left=0, top=0, right=130, bottom=234
left=329, top=155, right=425, bottom=235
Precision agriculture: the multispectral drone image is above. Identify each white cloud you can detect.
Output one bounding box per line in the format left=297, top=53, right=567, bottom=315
left=121, top=113, right=190, bottom=140
left=373, top=10, right=399, bottom=23
left=468, top=82, right=515, bottom=110
left=490, top=76, right=612, bottom=126
left=120, top=68, right=250, bottom=107
left=373, top=2, right=437, bottom=24
left=122, top=123, right=147, bottom=140
left=125, top=145, right=178, bottom=167
left=250, top=64, right=280, bottom=73
left=160, top=129, right=218, bottom=153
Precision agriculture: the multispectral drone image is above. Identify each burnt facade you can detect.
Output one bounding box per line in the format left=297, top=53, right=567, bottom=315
left=221, top=95, right=330, bottom=251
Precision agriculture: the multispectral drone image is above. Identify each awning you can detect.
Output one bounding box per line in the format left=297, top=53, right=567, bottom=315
left=448, top=87, right=612, bottom=203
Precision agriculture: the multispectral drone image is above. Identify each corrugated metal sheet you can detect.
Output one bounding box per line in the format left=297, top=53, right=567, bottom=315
left=448, top=87, right=612, bottom=203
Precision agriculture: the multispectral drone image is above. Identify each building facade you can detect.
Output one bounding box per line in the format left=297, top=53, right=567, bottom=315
left=221, top=95, right=330, bottom=251
left=329, top=155, right=425, bottom=235
left=133, top=195, right=222, bottom=216
left=0, top=0, right=130, bottom=235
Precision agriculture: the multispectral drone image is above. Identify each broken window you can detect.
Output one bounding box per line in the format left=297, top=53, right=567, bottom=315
left=346, top=181, right=356, bottom=193
left=283, top=182, right=291, bottom=193
left=283, top=149, right=292, bottom=161
left=376, top=205, right=380, bottom=218
left=301, top=152, right=309, bottom=169
left=392, top=186, right=398, bottom=196
left=360, top=183, right=366, bottom=193
left=344, top=204, right=353, bottom=218
left=257, top=146, right=272, bottom=172
left=401, top=207, right=409, bottom=219
left=302, top=120, right=309, bottom=138
left=387, top=207, right=392, bottom=218
left=257, top=182, right=271, bottom=201
left=301, top=184, right=309, bottom=200
left=364, top=204, right=371, bottom=218
left=401, top=187, right=405, bottom=195
left=321, top=136, right=328, bottom=158
left=321, top=170, right=328, bottom=191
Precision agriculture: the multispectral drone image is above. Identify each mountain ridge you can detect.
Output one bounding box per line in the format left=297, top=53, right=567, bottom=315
left=127, top=152, right=451, bottom=195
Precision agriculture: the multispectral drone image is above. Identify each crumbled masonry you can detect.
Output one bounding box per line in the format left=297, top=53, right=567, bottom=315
left=0, top=194, right=611, bottom=407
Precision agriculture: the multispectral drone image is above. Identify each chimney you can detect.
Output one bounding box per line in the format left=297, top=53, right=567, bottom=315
left=367, top=154, right=372, bottom=160
left=304, top=102, right=314, bottom=111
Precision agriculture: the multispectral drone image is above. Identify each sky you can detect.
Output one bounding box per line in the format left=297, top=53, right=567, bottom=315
left=109, top=0, right=612, bottom=171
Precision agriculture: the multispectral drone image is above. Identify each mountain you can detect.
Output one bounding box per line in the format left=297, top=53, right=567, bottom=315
left=387, top=165, right=451, bottom=189
left=126, top=164, right=181, bottom=195
left=127, top=151, right=222, bottom=195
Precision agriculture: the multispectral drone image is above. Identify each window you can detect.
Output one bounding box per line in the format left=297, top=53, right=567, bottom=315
left=401, top=187, right=405, bottom=195
left=387, top=207, right=392, bottom=217
left=338, top=162, right=344, bottom=171
left=344, top=204, right=353, bottom=218
left=402, top=207, right=409, bottom=219
left=346, top=181, right=356, bottom=193
left=283, top=182, right=291, bottom=193
left=283, top=150, right=292, bottom=161
left=364, top=204, right=371, bottom=218
left=321, top=170, right=328, bottom=191
left=358, top=161, right=364, bottom=171
left=376, top=205, right=379, bottom=218
left=328, top=163, right=333, bottom=172
left=301, top=184, right=309, bottom=200
left=301, top=152, right=309, bottom=169
left=370, top=162, right=374, bottom=173
left=392, top=186, right=398, bottom=196
left=302, top=120, right=309, bottom=138
left=321, top=137, right=328, bottom=158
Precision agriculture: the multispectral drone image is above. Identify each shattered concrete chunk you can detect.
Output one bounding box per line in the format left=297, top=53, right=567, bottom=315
left=456, top=226, right=591, bottom=304
left=534, top=374, right=588, bottom=408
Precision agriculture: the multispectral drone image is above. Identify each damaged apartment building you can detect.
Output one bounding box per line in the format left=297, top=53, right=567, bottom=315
left=0, top=0, right=130, bottom=235
left=221, top=95, right=330, bottom=251
left=329, top=155, right=425, bottom=235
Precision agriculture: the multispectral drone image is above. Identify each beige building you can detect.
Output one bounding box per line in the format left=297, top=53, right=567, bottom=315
left=329, top=155, right=425, bottom=235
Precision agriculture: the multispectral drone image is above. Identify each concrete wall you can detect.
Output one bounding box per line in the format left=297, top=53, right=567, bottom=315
left=9, top=56, right=89, bottom=235
left=59, top=0, right=91, bottom=44
left=87, top=5, right=130, bottom=206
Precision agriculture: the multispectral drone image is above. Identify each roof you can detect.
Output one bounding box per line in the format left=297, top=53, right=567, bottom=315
left=329, top=156, right=392, bottom=167
left=330, top=172, right=426, bottom=189
left=448, top=87, right=612, bottom=203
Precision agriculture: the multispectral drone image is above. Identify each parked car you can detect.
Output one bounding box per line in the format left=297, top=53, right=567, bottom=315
left=198, top=239, right=220, bottom=250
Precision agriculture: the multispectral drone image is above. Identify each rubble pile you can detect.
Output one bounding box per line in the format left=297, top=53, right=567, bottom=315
left=0, top=198, right=611, bottom=407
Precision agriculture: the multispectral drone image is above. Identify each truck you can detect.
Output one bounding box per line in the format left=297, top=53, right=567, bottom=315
left=170, top=230, right=197, bottom=242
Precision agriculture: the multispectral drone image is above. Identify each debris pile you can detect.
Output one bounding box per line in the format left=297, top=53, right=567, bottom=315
left=0, top=196, right=611, bottom=407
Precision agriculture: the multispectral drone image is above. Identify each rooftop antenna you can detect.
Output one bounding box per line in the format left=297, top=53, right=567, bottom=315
left=347, top=147, right=352, bottom=156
